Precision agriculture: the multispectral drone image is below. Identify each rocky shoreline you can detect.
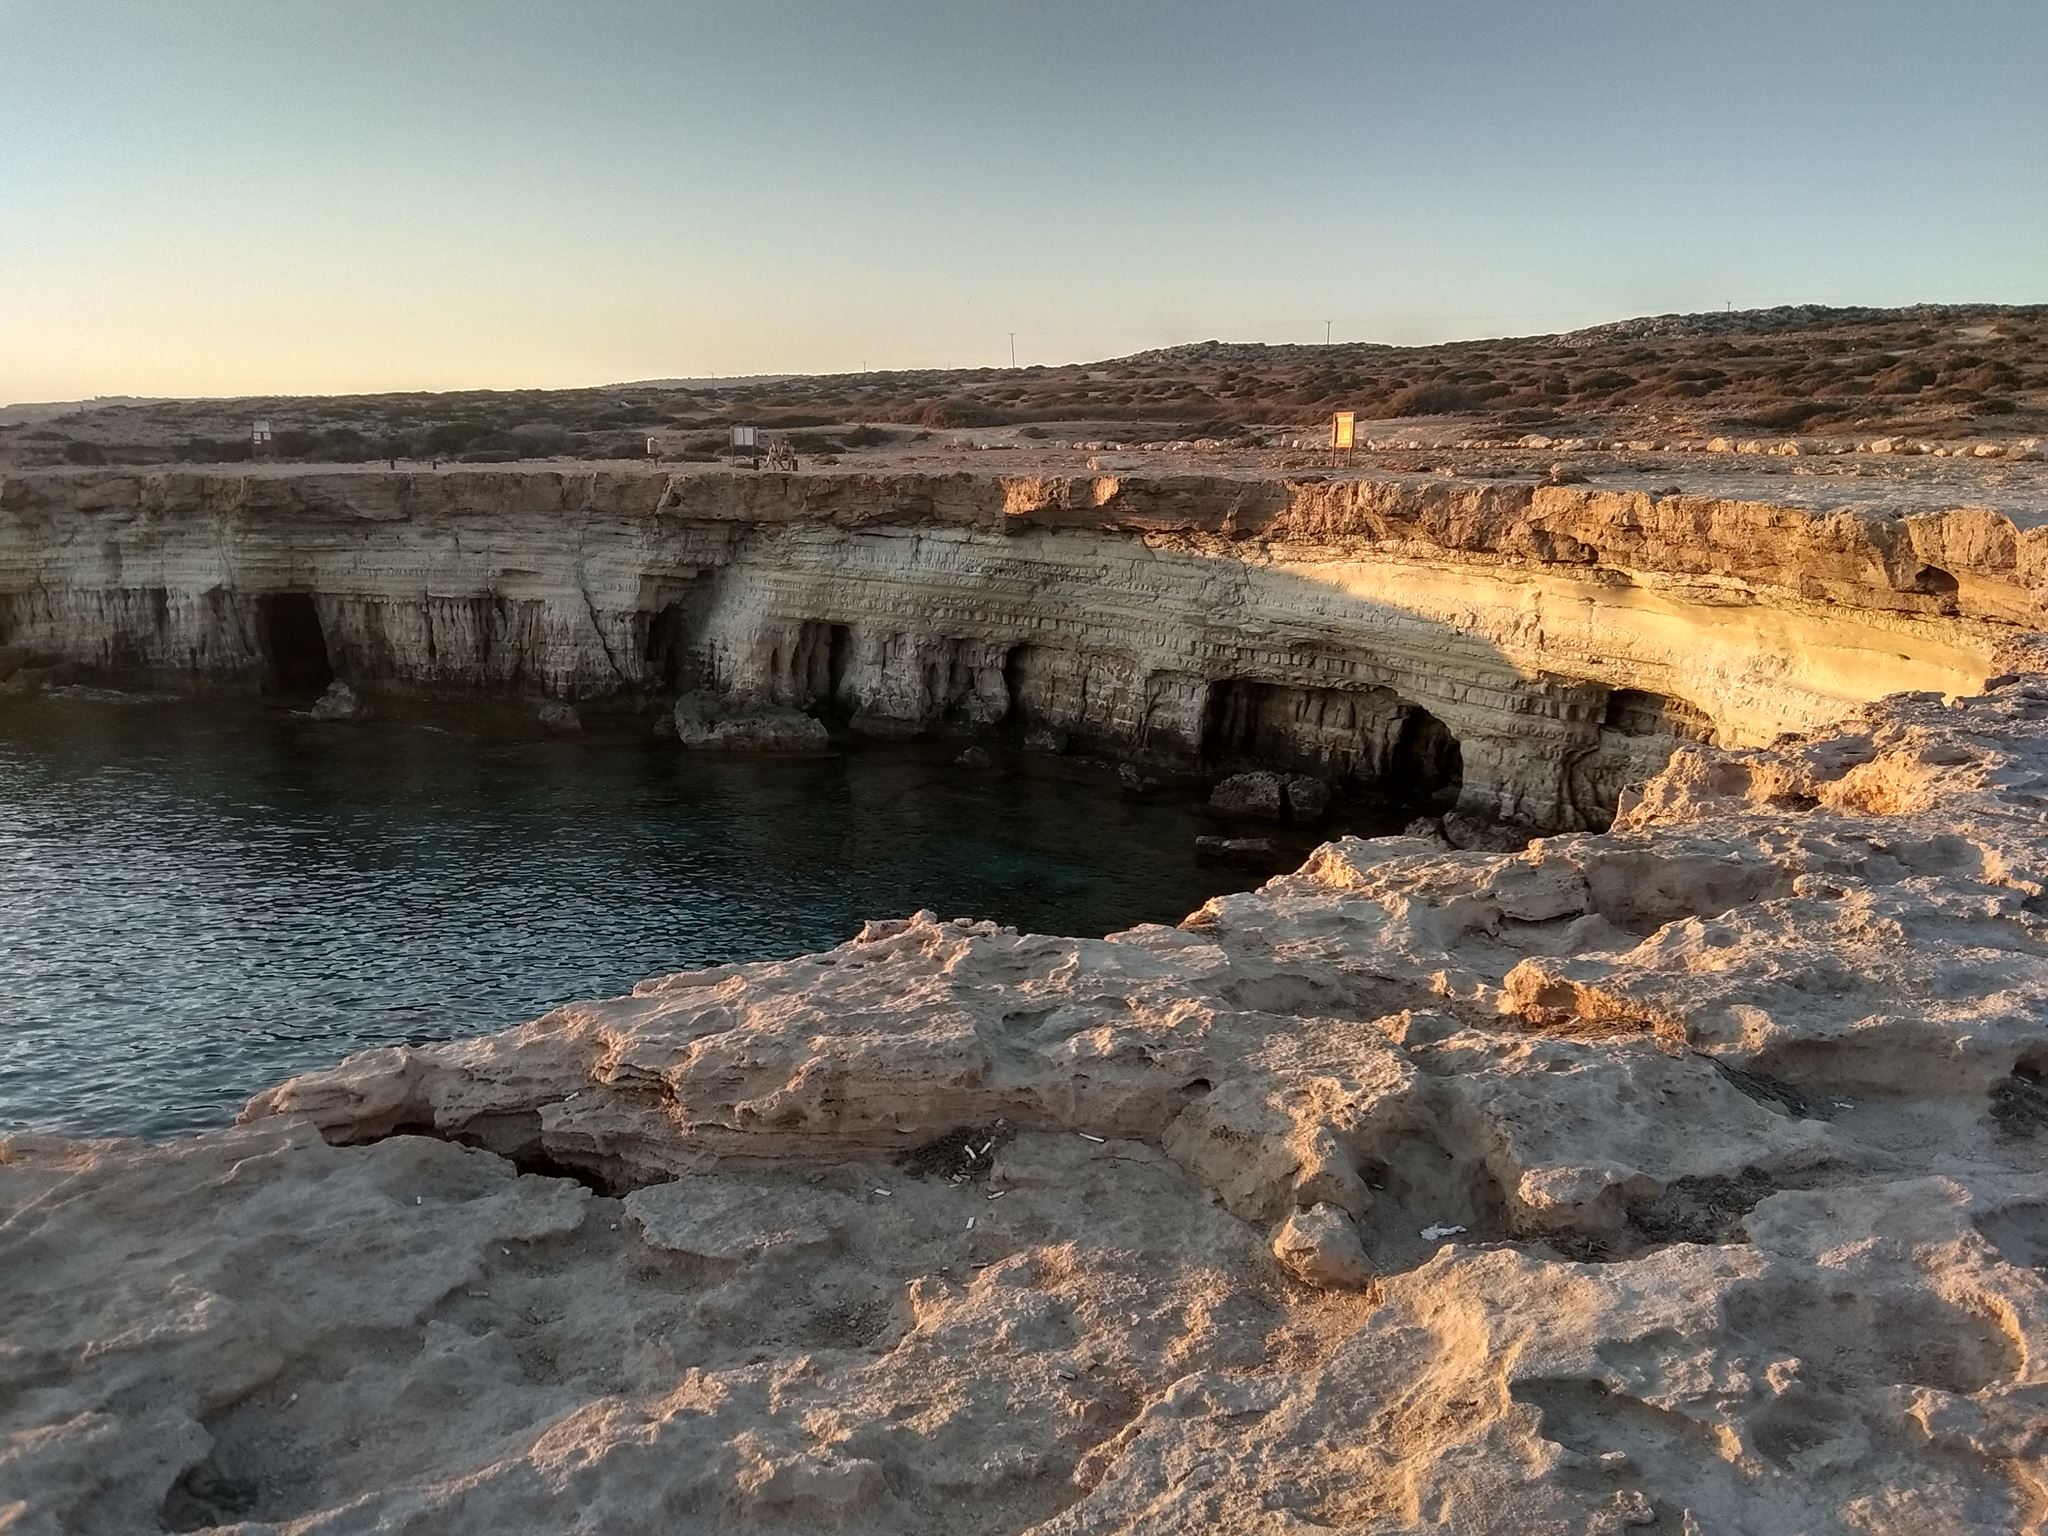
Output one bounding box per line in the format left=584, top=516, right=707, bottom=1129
left=0, top=464, right=2030, bottom=829
left=6, top=656, right=2048, bottom=1531
left=6, top=464, right=2048, bottom=1531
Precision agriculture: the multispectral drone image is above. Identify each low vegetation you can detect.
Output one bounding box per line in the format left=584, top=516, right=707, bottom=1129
left=3, top=303, right=2041, bottom=467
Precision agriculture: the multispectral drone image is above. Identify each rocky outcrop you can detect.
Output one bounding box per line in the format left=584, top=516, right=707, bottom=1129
left=0, top=466, right=2026, bottom=827
left=672, top=692, right=830, bottom=753
left=8, top=671, right=2048, bottom=1532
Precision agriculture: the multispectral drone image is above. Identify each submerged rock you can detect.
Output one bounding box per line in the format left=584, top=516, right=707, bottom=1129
left=1195, top=834, right=1277, bottom=863
left=1117, top=762, right=1161, bottom=796
left=1022, top=726, right=1068, bottom=755
left=1210, top=770, right=1286, bottom=818
left=308, top=680, right=367, bottom=720
left=953, top=745, right=992, bottom=768
left=673, top=693, right=829, bottom=754
left=535, top=698, right=581, bottom=731
left=848, top=712, right=924, bottom=741
left=1209, top=771, right=1331, bottom=823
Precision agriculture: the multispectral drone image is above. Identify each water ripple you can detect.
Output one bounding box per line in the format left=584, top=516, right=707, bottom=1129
left=0, top=694, right=1387, bottom=1139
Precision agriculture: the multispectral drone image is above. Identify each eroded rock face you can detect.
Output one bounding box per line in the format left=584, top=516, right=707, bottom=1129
left=8, top=672, right=2048, bottom=1531
left=0, top=465, right=2023, bottom=827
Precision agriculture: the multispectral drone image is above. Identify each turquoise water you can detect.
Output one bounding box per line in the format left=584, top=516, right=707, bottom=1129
left=0, top=692, right=1386, bottom=1139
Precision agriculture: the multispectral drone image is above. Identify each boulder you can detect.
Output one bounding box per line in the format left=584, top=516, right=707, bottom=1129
left=535, top=699, right=581, bottom=731
left=673, top=694, right=829, bottom=754
left=1023, top=726, right=1069, bottom=755
left=1210, top=772, right=1286, bottom=819
left=1271, top=1204, right=1377, bottom=1290
left=1211, top=772, right=1330, bottom=823
left=1118, top=763, right=1161, bottom=796
left=1284, top=775, right=1331, bottom=822
left=954, top=746, right=993, bottom=769
left=309, top=681, right=367, bottom=720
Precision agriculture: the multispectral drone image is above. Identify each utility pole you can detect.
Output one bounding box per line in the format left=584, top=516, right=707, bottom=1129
left=1325, top=319, right=1333, bottom=345
left=1009, top=332, right=1017, bottom=367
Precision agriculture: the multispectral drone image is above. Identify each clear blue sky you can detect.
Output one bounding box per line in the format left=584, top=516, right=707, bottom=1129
left=2, top=0, right=2043, bottom=400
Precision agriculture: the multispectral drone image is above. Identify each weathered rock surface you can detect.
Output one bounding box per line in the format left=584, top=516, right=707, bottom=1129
left=306, top=679, right=365, bottom=720
left=8, top=672, right=2048, bottom=1531
left=0, top=465, right=2027, bottom=827
left=672, top=692, right=830, bottom=754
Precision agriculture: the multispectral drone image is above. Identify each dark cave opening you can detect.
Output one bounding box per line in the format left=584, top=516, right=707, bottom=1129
left=1002, top=643, right=1037, bottom=731
left=646, top=600, right=692, bottom=693
left=1388, top=705, right=1463, bottom=807
left=256, top=593, right=333, bottom=693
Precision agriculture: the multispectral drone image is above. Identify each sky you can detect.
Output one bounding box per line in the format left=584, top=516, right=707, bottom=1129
left=1, top=0, right=2044, bottom=402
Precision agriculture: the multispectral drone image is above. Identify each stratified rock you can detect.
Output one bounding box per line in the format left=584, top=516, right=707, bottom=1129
left=0, top=462, right=2033, bottom=829
left=308, top=680, right=366, bottom=719
left=1271, top=1203, right=1377, bottom=1289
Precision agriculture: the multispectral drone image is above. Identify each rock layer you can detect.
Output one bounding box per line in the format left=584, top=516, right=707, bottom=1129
left=0, top=466, right=2026, bottom=826
left=7, top=667, right=2048, bottom=1532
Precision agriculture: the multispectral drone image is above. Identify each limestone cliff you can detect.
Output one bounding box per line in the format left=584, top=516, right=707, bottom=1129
left=0, top=466, right=2027, bottom=827
left=8, top=671, right=2048, bottom=1532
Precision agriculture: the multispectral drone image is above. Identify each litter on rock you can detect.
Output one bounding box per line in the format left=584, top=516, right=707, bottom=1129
left=1420, top=1223, right=1467, bottom=1240
left=873, top=1188, right=892, bottom=1197
left=987, top=1190, right=1007, bottom=1200
left=1077, top=1133, right=1106, bottom=1143
left=966, top=1217, right=976, bottom=1231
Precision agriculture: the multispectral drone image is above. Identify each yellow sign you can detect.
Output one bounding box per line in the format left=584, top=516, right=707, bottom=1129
left=1331, top=410, right=1356, bottom=450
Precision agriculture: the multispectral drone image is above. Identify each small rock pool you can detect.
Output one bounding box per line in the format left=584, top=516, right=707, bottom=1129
left=0, top=690, right=1401, bottom=1139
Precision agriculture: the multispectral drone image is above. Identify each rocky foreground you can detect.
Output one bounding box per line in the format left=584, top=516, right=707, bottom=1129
left=7, top=657, right=2048, bottom=1533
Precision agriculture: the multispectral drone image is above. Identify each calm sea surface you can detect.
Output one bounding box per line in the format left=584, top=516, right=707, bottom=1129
left=0, top=691, right=1386, bottom=1139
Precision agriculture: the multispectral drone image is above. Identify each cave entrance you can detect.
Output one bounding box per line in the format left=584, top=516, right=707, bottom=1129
left=257, top=593, right=333, bottom=693
left=646, top=600, right=691, bottom=693
left=1388, top=705, right=1462, bottom=808
left=1002, top=643, right=1037, bottom=732
left=825, top=622, right=852, bottom=705
left=1198, top=679, right=1264, bottom=766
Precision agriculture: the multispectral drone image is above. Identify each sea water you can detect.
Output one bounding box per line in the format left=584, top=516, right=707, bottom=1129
left=0, top=691, right=1392, bottom=1138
